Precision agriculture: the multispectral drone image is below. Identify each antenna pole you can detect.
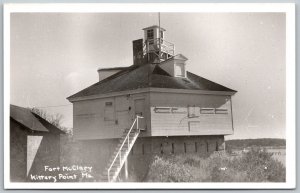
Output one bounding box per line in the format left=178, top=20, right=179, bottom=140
left=158, top=12, right=161, bottom=63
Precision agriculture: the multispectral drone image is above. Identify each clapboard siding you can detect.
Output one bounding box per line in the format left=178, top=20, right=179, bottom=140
left=73, top=93, right=151, bottom=140
left=73, top=96, right=131, bottom=139
left=150, top=92, right=233, bottom=136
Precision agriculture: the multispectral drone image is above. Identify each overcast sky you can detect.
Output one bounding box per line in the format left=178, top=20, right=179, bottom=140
left=10, top=12, right=286, bottom=139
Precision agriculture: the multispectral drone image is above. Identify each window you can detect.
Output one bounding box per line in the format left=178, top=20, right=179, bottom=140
left=215, top=108, right=228, bottom=114
left=104, top=101, right=114, bottom=121
left=200, top=108, right=215, bottom=114
left=199, top=108, right=228, bottom=114
left=154, top=107, right=171, bottom=113
left=160, top=30, right=164, bottom=39
left=171, top=107, right=187, bottom=114
left=147, top=29, right=154, bottom=40
left=175, top=63, right=185, bottom=77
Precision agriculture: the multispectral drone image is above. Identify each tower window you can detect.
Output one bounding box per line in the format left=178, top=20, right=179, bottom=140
left=147, top=29, right=154, bottom=40
left=160, top=30, right=164, bottom=39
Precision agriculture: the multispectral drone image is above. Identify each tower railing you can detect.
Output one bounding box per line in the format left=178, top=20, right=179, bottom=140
left=144, top=38, right=175, bottom=57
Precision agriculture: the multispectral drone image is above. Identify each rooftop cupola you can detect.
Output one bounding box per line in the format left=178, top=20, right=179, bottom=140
left=142, top=25, right=175, bottom=63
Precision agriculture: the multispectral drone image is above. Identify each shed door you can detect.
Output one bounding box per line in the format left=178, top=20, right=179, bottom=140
left=134, top=99, right=146, bottom=130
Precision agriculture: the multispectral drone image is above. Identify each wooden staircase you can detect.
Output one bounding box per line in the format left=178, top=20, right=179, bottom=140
left=100, top=116, right=143, bottom=182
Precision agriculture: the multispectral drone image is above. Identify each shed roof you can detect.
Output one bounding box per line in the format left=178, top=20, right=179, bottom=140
left=10, top=104, right=64, bottom=134
left=67, top=61, right=236, bottom=100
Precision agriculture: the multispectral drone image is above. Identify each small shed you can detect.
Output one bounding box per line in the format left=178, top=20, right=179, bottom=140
left=10, top=104, right=64, bottom=182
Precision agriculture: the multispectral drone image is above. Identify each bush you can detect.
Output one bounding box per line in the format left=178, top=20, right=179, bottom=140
left=147, top=156, right=194, bottom=182
left=146, top=149, right=285, bottom=182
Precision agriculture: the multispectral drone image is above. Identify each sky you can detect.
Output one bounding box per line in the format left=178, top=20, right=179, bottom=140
left=10, top=12, right=286, bottom=140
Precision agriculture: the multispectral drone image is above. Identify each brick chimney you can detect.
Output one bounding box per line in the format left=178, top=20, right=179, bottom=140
left=132, top=39, right=144, bottom=66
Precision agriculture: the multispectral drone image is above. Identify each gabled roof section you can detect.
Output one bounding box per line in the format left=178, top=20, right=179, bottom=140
left=173, top=54, right=188, bottom=61
left=10, top=104, right=64, bottom=134
left=67, top=62, right=236, bottom=101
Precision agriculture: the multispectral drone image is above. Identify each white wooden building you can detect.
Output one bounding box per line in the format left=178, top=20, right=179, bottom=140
left=67, top=25, right=237, bottom=182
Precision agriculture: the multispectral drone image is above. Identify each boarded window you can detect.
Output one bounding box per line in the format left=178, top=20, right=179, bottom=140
left=188, top=106, right=198, bottom=117
left=104, top=101, right=114, bottom=121
left=154, top=107, right=171, bottom=113
left=171, top=107, right=187, bottom=114
left=200, top=108, right=215, bottom=114
left=215, top=108, right=228, bottom=114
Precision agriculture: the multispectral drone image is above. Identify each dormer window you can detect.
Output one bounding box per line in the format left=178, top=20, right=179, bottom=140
left=175, top=63, right=185, bottom=77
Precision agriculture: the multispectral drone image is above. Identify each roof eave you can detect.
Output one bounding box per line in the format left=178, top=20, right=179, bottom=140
left=67, top=87, right=236, bottom=102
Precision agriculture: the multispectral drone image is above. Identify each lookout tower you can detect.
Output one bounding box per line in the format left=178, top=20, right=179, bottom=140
left=142, top=25, right=175, bottom=63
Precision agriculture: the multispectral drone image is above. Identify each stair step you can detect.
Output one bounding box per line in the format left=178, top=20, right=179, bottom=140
left=112, top=148, right=129, bottom=155
left=123, top=129, right=136, bottom=133
left=119, top=138, right=135, bottom=144
left=121, top=134, right=136, bottom=139
left=100, top=128, right=140, bottom=182
left=114, top=147, right=130, bottom=153
left=114, top=147, right=129, bottom=152
left=108, top=166, right=120, bottom=171
left=112, top=149, right=128, bottom=155
left=116, top=143, right=130, bottom=148
left=110, top=154, right=129, bottom=162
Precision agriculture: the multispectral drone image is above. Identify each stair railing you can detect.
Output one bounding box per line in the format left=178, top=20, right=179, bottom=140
left=107, top=115, right=143, bottom=182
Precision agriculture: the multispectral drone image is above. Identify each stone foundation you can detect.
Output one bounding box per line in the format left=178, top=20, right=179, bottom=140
left=64, top=135, right=225, bottom=182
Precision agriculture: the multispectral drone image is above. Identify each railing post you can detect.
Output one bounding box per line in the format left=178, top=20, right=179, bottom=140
left=137, top=116, right=139, bottom=131
left=119, top=152, right=122, bottom=167
left=106, top=116, right=143, bottom=182
left=128, top=135, right=129, bottom=148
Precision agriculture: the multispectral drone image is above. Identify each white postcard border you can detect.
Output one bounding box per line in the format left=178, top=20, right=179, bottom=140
left=3, top=3, right=295, bottom=189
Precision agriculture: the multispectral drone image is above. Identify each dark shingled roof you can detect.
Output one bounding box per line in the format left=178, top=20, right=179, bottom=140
left=97, top=67, right=128, bottom=72
left=10, top=104, right=64, bottom=134
left=67, top=63, right=236, bottom=100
